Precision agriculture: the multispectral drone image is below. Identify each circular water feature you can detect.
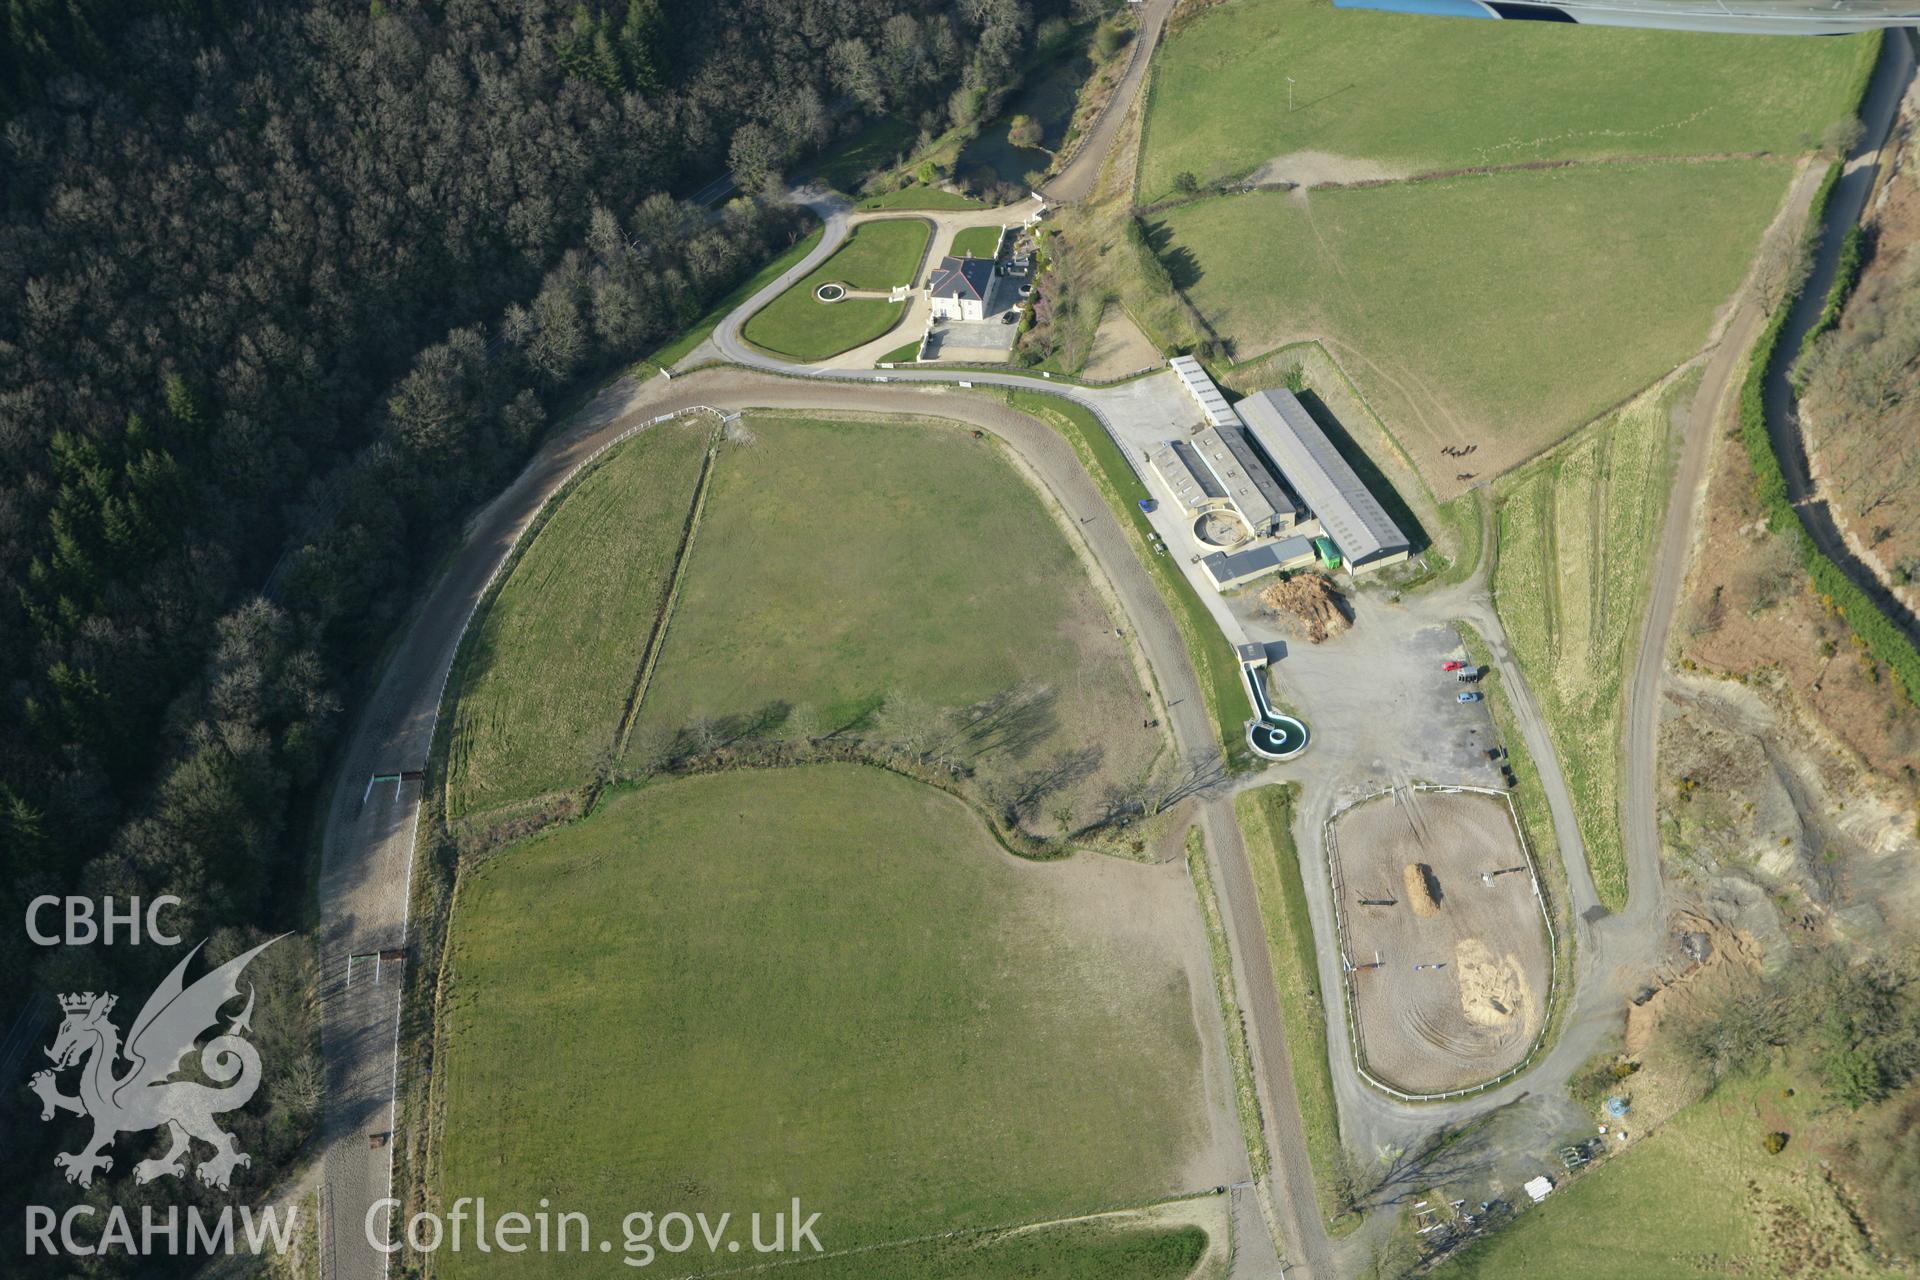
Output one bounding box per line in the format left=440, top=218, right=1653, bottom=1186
left=814, top=282, right=847, bottom=303
left=1247, top=714, right=1309, bottom=761
left=1196, top=511, right=1251, bottom=548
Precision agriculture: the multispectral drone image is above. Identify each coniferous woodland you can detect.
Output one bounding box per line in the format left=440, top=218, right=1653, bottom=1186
left=0, top=0, right=1045, bottom=1260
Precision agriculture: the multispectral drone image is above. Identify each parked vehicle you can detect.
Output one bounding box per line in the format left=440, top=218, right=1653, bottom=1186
left=1442, top=660, right=1466, bottom=671
left=1139, top=498, right=1158, bottom=514
left=1457, top=670, right=1481, bottom=683
left=1458, top=691, right=1483, bottom=704
left=1485, top=746, right=1506, bottom=762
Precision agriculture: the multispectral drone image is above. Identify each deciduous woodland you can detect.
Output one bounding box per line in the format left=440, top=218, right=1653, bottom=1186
left=0, top=0, right=1055, bottom=1265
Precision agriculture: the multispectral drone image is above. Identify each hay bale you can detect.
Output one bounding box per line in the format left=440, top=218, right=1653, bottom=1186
left=1403, top=862, right=1440, bottom=917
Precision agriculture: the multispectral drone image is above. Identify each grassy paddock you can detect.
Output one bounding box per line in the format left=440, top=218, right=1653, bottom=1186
left=1139, top=0, right=1875, bottom=199
left=445, top=418, right=711, bottom=819
left=1234, top=784, right=1354, bottom=1233
left=1430, top=1065, right=1883, bottom=1279
left=436, top=765, right=1213, bottom=1278
left=627, top=414, right=1158, bottom=829
left=1001, top=390, right=1252, bottom=771
left=1455, top=620, right=1574, bottom=1057
left=1491, top=373, right=1691, bottom=910
left=1153, top=161, right=1791, bottom=489
left=779, top=1220, right=1210, bottom=1280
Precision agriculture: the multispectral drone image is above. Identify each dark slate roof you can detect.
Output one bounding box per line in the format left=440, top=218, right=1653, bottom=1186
left=1201, top=536, right=1317, bottom=587
left=930, top=255, right=995, bottom=301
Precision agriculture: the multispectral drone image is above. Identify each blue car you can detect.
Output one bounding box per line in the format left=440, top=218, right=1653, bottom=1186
left=1458, top=691, right=1482, bottom=704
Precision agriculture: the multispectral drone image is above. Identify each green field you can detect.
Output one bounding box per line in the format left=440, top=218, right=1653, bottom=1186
left=1139, top=0, right=1876, bottom=199
left=1432, top=1066, right=1886, bottom=1279
left=446, top=418, right=711, bottom=819
left=1492, top=374, right=1686, bottom=911
left=780, top=1220, right=1210, bottom=1280
left=1234, top=785, right=1352, bottom=1231
left=741, top=218, right=931, bottom=360
left=1001, top=390, right=1253, bottom=771
left=1153, top=160, right=1790, bottom=485
left=438, top=765, right=1215, bottom=1278
left=950, top=225, right=1006, bottom=259
left=628, top=414, right=1158, bottom=830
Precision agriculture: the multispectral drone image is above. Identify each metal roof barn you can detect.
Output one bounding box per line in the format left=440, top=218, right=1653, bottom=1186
left=1235, top=389, right=1411, bottom=568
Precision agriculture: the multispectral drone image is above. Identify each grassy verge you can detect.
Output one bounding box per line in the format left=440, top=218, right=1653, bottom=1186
left=1186, top=826, right=1269, bottom=1181
left=1001, top=389, right=1251, bottom=771
left=858, top=187, right=987, bottom=211
left=1433, top=491, right=1485, bottom=586
left=1490, top=373, right=1688, bottom=910
left=1234, top=784, right=1358, bottom=1236
left=1806, top=224, right=1867, bottom=349
left=875, top=339, right=921, bottom=366
left=1455, top=620, right=1574, bottom=1054
left=632, top=225, right=824, bottom=374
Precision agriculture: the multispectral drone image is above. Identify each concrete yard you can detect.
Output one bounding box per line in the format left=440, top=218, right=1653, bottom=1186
left=1331, top=787, right=1550, bottom=1096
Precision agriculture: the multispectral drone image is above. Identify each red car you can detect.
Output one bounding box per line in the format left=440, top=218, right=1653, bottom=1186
left=1441, top=659, right=1466, bottom=672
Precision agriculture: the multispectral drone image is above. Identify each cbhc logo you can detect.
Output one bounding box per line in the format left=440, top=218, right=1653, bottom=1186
left=26, top=896, right=184, bottom=946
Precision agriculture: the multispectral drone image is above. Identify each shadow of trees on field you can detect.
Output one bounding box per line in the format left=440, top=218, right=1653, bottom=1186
left=949, top=683, right=1059, bottom=762
left=1143, top=219, right=1203, bottom=292
left=1359, top=1111, right=1507, bottom=1212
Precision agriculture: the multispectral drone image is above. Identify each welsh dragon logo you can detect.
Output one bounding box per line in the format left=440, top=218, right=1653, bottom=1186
left=30, top=937, right=280, bottom=1190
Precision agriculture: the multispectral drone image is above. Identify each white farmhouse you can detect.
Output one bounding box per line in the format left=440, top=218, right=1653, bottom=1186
left=928, top=255, right=996, bottom=322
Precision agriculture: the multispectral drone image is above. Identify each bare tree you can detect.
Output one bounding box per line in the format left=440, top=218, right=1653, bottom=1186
left=1753, top=225, right=1813, bottom=317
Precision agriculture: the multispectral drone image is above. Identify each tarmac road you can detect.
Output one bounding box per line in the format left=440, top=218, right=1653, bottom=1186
left=1039, top=0, right=1177, bottom=205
